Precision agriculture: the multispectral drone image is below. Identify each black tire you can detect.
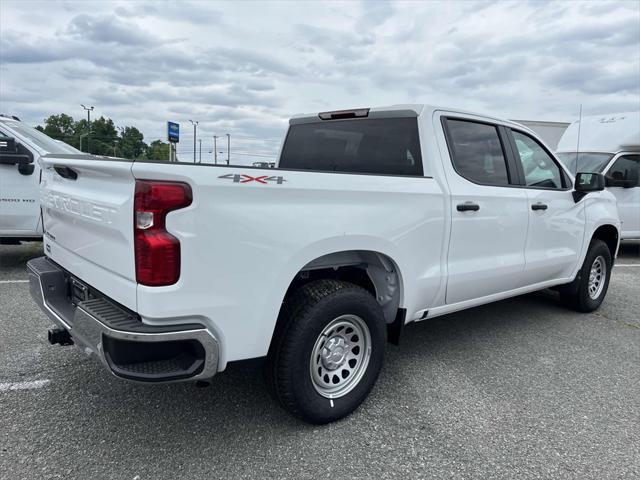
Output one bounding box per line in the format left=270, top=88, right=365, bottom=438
left=265, top=279, right=386, bottom=424
left=560, top=239, right=612, bottom=312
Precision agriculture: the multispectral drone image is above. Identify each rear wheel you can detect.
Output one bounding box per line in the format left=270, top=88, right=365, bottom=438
left=560, top=239, right=612, bottom=312
left=265, top=279, right=386, bottom=424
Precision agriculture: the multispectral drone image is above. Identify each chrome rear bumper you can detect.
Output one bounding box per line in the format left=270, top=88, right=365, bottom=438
left=28, top=256, right=219, bottom=383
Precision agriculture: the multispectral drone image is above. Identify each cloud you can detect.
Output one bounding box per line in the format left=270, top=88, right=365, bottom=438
left=0, top=0, right=638, bottom=164
left=293, top=24, right=375, bottom=62
left=114, top=1, right=224, bottom=25
left=0, top=32, right=76, bottom=63
left=67, top=14, right=163, bottom=46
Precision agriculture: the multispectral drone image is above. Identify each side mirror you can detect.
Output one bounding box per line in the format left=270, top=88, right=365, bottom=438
left=576, top=172, right=605, bottom=191
left=573, top=172, right=605, bottom=202
left=18, top=162, right=35, bottom=176
left=0, top=136, right=34, bottom=174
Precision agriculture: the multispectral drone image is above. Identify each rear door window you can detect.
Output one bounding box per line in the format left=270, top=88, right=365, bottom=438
left=278, top=117, right=423, bottom=176
left=443, top=119, right=511, bottom=186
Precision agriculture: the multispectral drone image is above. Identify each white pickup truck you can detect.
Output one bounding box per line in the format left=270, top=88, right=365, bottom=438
left=0, top=114, right=81, bottom=244
left=0, top=115, right=80, bottom=243
left=28, top=105, right=620, bottom=424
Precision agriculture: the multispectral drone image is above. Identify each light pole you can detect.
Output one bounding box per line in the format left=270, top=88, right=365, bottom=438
left=79, top=133, right=89, bottom=152
left=213, top=136, right=218, bottom=164
left=188, top=120, right=198, bottom=163
left=226, top=133, right=230, bottom=165
left=198, top=138, right=202, bottom=163
left=81, top=104, right=94, bottom=153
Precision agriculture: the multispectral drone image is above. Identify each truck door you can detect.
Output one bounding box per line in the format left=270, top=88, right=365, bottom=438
left=604, top=153, right=640, bottom=239
left=507, top=129, right=584, bottom=283
left=438, top=115, right=529, bottom=304
left=0, top=128, right=40, bottom=237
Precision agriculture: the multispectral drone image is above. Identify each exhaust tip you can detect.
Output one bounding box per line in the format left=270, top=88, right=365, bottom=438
left=48, top=327, right=73, bottom=346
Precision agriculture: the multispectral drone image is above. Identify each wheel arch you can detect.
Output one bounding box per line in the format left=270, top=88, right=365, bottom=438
left=591, top=224, right=620, bottom=260
left=294, top=250, right=404, bottom=323
left=267, top=249, right=405, bottom=354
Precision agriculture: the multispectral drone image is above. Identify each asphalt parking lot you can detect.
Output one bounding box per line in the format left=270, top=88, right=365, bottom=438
left=0, top=242, right=638, bottom=480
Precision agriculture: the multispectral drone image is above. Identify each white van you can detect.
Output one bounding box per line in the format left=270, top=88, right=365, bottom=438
left=0, top=115, right=81, bottom=243
left=556, top=112, right=640, bottom=240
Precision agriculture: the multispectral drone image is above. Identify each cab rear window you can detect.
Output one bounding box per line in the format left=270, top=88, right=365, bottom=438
left=279, top=118, right=423, bottom=176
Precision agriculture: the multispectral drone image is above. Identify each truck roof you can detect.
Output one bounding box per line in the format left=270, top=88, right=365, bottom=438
left=556, top=111, right=640, bottom=154
left=289, top=104, right=536, bottom=134
left=0, top=114, right=21, bottom=122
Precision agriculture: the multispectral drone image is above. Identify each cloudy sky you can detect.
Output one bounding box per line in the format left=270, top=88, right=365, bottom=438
left=1, top=0, right=638, bottom=162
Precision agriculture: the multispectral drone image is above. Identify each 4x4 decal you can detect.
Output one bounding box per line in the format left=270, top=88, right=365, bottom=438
left=218, top=173, right=286, bottom=185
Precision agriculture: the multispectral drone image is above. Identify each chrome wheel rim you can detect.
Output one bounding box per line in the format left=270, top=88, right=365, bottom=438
left=310, top=314, right=371, bottom=398
left=588, top=255, right=606, bottom=300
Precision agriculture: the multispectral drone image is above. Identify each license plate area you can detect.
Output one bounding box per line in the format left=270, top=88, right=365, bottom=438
left=70, top=277, right=89, bottom=305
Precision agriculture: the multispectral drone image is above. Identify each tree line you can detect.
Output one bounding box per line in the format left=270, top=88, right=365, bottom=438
left=36, top=113, right=170, bottom=160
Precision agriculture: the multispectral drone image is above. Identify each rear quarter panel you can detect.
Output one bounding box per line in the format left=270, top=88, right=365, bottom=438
left=131, top=162, right=446, bottom=367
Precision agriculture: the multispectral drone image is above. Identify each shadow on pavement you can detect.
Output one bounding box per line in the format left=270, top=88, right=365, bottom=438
left=618, top=240, right=640, bottom=259
left=48, top=290, right=568, bottom=434
left=0, top=241, right=43, bottom=272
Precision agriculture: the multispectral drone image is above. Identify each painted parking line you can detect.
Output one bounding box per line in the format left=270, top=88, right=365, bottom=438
left=615, top=264, right=640, bottom=267
left=0, top=379, right=50, bottom=392
left=0, top=279, right=29, bottom=284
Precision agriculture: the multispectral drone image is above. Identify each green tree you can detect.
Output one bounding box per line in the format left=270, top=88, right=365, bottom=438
left=84, top=116, right=119, bottom=155
left=36, top=113, right=158, bottom=159
left=36, top=114, right=80, bottom=149
left=118, top=126, right=147, bottom=159
left=144, top=140, right=171, bottom=161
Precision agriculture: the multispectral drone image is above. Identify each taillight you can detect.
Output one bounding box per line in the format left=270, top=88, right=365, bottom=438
left=134, top=180, right=192, bottom=286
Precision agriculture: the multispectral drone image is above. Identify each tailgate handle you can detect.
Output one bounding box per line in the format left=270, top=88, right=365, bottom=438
left=54, top=165, right=78, bottom=180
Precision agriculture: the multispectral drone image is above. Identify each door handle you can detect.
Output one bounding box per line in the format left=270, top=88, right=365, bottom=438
left=531, top=203, right=548, bottom=211
left=457, top=202, right=480, bottom=212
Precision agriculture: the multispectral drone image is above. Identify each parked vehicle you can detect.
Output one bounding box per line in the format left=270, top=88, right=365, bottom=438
left=556, top=111, right=639, bottom=240
left=0, top=115, right=80, bottom=243
left=28, top=105, right=620, bottom=423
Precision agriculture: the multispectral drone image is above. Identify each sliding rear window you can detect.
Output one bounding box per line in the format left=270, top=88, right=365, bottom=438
left=279, top=117, right=423, bottom=176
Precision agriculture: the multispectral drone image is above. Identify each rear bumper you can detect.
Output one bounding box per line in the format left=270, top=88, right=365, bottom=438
left=27, top=256, right=219, bottom=383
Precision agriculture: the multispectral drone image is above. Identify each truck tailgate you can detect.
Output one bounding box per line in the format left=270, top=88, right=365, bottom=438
left=40, top=155, right=137, bottom=310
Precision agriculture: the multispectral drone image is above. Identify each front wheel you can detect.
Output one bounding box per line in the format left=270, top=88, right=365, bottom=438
left=265, top=280, right=386, bottom=424
left=561, top=239, right=612, bottom=312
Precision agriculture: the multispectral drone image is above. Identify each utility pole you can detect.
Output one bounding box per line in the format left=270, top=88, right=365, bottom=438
left=113, top=125, right=124, bottom=157
left=115, top=126, right=124, bottom=159
left=213, top=136, right=218, bottom=164
left=226, top=133, right=230, bottom=165
left=198, top=139, right=202, bottom=163
left=188, top=120, right=198, bottom=163
left=81, top=104, right=94, bottom=153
